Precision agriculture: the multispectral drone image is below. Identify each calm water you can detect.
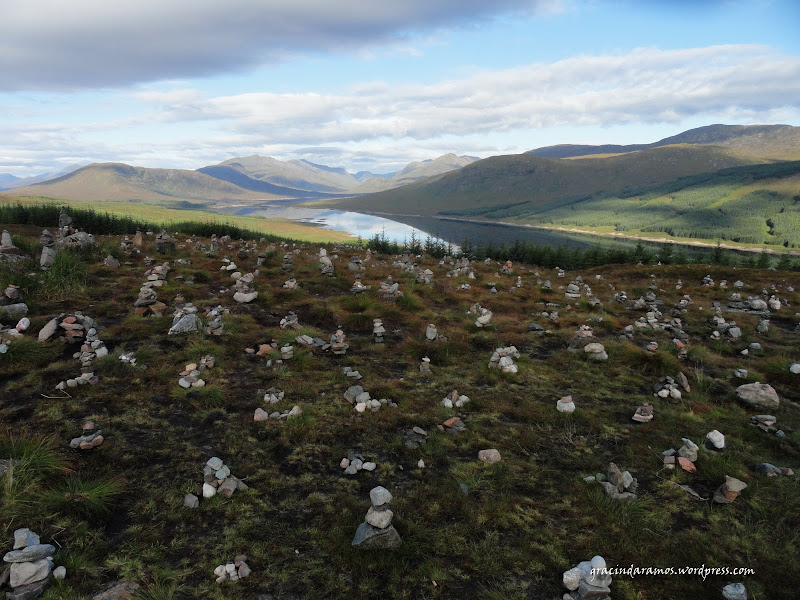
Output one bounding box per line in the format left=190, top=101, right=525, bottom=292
left=221, top=202, right=628, bottom=250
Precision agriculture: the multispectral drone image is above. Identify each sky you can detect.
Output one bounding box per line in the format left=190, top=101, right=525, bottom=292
left=1, top=0, right=800, bottom=178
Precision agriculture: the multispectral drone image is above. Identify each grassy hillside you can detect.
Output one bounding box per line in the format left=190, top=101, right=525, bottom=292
left=4, top=163, right=282, bottom=205
left=502, top=161, right=800, bottom=248
left=321, top=145, right=762, bottom=216
left=1, top=224, right=798, bottom=600
left=0, top=195, right=354, bottom=243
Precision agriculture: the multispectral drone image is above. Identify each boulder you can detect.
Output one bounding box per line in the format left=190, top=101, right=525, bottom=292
left=735, top=383, right=780, bottom=410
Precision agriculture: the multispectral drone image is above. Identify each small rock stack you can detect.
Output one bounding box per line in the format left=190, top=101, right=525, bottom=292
left=39, top=229, right=57, bottom=270
left=340, top=453, right=377, bottom=475
left=345, top=384, right=396, bottom=412
left=281, top=253, right=294, bottom=272
left=474, top=307, right=492, bottom=328
left=419, top=357, right=432, bottom=374
left=348, top=256, right=364, bottom=271
left=583, top=342, right=608, bottom=361
left=488, top=346, right=520, bottom=373
left=631, top=402, right=653, bottom=423
left=352, top=486, right=402, bottom=549
left=415, top=268, right=434, bottom=285
left=351, top=275, right=369, bottom=294
left=425, top=324, right=438, bottom=341
left=319, top=249, right=334, bottom=276
left=652, top=375, right=686, bottom=399
left=372, top=319, right=385, bottom=343
left=599, top=462, right=638, bottom=501
left=557, top=395, right=576, bottom=413
left=193, top=457, right=249, bottom=502
left=178, top=355, right=214, bottom=389
left=213, top=555, right=251, bottom=583
left=379, top=277, right=403, bottom=301
left=133, top=285, right=167, bottom=316
left=3, top=529, right=59, bottom=599
left=0, top=284, right=28, bottom=324
left=562, top=555, right=612, bottom=600
left=713, top=475, right=747, bottom=504
left=203, top=305, right=226, bottom=336
left=283, top=276, right=298, bottom=290
left=168, top=304, right=204, bottom=335
left=69, top=421, right=104, bottom=449
left=441, top=389, right=470, bottom=408
left=279, top=312, right=301, bottom=330
left=329, top=329, right=349, bottom=355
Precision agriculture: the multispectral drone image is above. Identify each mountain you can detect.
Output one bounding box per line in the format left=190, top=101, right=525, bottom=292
left=0, top=174, right=20, bottom=187
left=353, top=170, right=396, bottom=183
left=0, top=163, right=86, bottom=190
left=528, top=124, right=800, bottom=160
left=324, top=144, right=764, bottom=216
left=204, top=156, right=361, bottom=194
left=3, top=162, right=279, bottom=205
left=353, top=154, right=479, bottom=193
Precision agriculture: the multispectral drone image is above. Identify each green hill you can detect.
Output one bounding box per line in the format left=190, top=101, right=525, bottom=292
left=4, top=162, right=280, bottom=206
left=322, top=144, right=762, bottom=216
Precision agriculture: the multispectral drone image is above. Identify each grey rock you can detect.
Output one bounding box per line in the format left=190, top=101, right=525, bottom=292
left=10, top=559, right=51, bottom=587
left=351, top=522, right=402, bottom=548
left=91, top=581, right=141, bottom=600
left=722, top=583, right=747, bottom=600
left=365, top=506, right=394, bottom=528
left=13, top=529, right=39, bottom=550
left=736, top=382, right=780, bottom=410
left=6, top=578, right=50, bottom=600
left=370, top=486, right=392, bottom=507
left=4, top=544, right=56, bottom=563
left=0, top=303, right=28, bottom=320
left=183, top=493, right=199, bottom=508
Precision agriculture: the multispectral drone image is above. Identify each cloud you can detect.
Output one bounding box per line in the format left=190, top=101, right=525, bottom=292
left=0, top=0, right=565, bottom=91
left=135, top=44, right=800, bottom=143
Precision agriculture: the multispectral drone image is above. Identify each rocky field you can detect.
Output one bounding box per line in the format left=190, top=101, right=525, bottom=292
left=0, top=218, right=799, bottom=600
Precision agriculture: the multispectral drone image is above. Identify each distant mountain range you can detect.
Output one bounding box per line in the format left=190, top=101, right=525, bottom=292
left=2, top=124, right=799, bottom=249
left=0, top=164, right=85, bottom=190
left=1, top=153, right=479, bottom=206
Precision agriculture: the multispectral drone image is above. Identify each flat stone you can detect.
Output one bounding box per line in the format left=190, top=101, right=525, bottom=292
left=10, top=559, right=51, bottom=587
left=4, top=544, right=56, bottom=563
left=351, top=522, right=402, bottom=548
left=6, top=578, right=50, bottom=600
left=217, top=478, right=238, bottom=497
left=722, top=583, right=747, bottom=600
left=13, top=529, right=39, bottom=550
left=91, top=581, right=141, bottom=600
left=736, top=382, right=780, bottom=410
left=206, top=457, right=224, bottom=470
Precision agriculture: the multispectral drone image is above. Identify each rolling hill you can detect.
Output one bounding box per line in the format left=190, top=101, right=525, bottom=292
left=3, top=163, right=280, bottom=206
left=323, top=144, right=764, bottom=216
left=527, top=123, right=800, bottom=160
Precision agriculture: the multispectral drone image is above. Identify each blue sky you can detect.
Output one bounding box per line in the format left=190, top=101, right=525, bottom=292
left=1, top=0, right=799, bottom=177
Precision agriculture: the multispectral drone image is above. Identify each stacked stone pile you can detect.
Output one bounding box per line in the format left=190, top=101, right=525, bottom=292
left=344, top=385, right=397, bottom=412
left=0, top=284, right=28, bottom=323
left=352, top=486, right=401, bottom=548
left=2, top=529, right=60, bottom=599
left=348, top=256, right=365, bottom=271
left=340, top=453, right=377, bottom=475
left=419, top=356, right=432, bottom=374
left=556, top=396, right=576, bottom=413
left=186, top=457, right=249, bottom=503
left=583, top=343, right=608, bottom=361
left=178, top=355, right=214, bottom=389
left=474, top=307, right=492, bottom=328
left=415, top=268, right=434, bottom=285
left=39, top=229, right=57, bottom=270
left=372, top=318, right=385, bottom=343
left=213, top=555, right=251, bottom=583
left=712, top=475, right=747, bottom=504
left=652, top=375, right=686, bottom=399
left=168, top=304, right=204, bottom=335
left=562, top=555, right=612, bottom=600
left=203, top=305, right=226, bottom=336
left=598, top=462, right=638, bottom=501
left=662, top=438, right=699, bottom=472
left=283, top=276, right=298, bottom=290
left=342, top=366, right=362, bottom=380
left=441, top=389, right=470, bottom=408
left=0, top=230, right=23, bottom=261
left=379, top=277, right=403, bottom=301
left=280, top=312, right=301, bottom=330
left=69, top=421, right=104, bottom=449
left=319, top=249, right=334, bottom=276
left=631, top=402, right=654, bottom=423
left=350, top=275, right=369, bottom=294
left=488, top=346, right=520, bottom=373
left=281, top=253, right=294, bottom=272
left=328, top=329, right=349, bottom=355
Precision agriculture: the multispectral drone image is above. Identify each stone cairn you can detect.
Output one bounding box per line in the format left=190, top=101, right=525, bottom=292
left=0, top=230, right=21, bottom=259
left=415, top=268, right=434, bottom=285
left=345, top=384, right=397, bottom=412
left=154, top=230, right=176, bottom=253
left=351, top=275, right=370, bottom=294
left=419, top=356, right=432, bottom=374
left=584, top=342, right=608, bottom=361
left=662, top=438, right=699, bottom=472
left=203, top=305, right=226, bottom=336
left=631, top=402, right=653, bottom=423
left=183, top=457, right=249, bottom=506
left=342, top=366, right=362, bottom=380
left=2, top=528, right=61, bottom=599
left=372, top=319, right=385, bottom=343
left=39, top=229, right=57, bottom=270
left=441, top=389, right=470, bottom=408
left=134, top=285, right=167, bottom=317
left=69, top=421, right=104, bottom=450
left=348, top=255, right=365, bottom=272
left=319, top=248, right=334, bottom=276
left=283, top=276, right=298, bottom=290
left=340, top=453, right=377, bottom=475
left=712, top=475, right=747, bottom=504
left=379, top=276, right=403, bottom=301
left=598, top=462, right=638, bottom=501
left=352, top=486, right=401, bottom=548
left=37, top=313, right=104, bottom=390
left=557, top=395, right=576, bottom=413
left=281, top=253, right=294, bottom=272
left=280, top=312, right=301, bottom=330
left=329, top=329, right=349, bottom=355
left=168, top=304, right=204, bottom=335
left=471, top=304, right=492, bottom=328
left=259, top=404, right=302, bottom=421
left=280, top=344, right=294, bottom=360
left=213, top=555, right=251, bottom=584
left=562, top=555, right=612, bottom=600
left=488, top=346, right=520, bottom=373
left=0, top=284, right=28, bottom=325
left=652, top=374, right=689, bottom=399
left=178, top=355, right=214, bottom=389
